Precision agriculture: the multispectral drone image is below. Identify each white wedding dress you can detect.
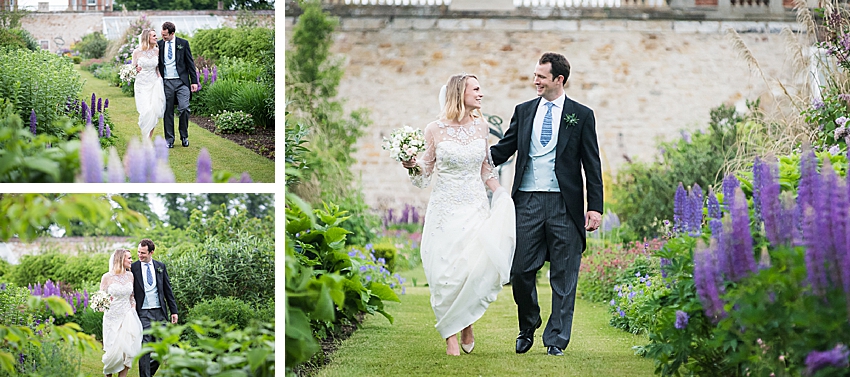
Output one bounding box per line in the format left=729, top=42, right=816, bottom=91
left=411, top=118, right=516, bottom=339
left=133, top=48, right=165, bottom=138
left=100, top=271, right=143, bottom=375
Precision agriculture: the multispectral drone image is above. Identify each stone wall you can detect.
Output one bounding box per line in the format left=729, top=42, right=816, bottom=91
left=0, top=237, right=134, bottom=265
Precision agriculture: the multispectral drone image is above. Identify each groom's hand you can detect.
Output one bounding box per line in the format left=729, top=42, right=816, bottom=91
left=191, top=84, right=199, bottom=92
left=585, top=211, right=602, bottom=232
left=171, top=314, right=178, bottom=324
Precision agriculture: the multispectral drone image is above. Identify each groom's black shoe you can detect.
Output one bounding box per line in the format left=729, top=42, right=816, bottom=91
left=181, top=138, right=189, bottom=147
left=547, top=346, right=564, bottom=356
left=167, top=143, right=174, bottom=148
left=516, top=317, right=543, bottom=354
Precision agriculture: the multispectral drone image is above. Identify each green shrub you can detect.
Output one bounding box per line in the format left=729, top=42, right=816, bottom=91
left=74, top=31, right=108, bottom=59
left=192, top=27, right=273, bottom=62
left=72, top=309, right=103, bottom=341
left=0, top=283, right=36, bottom=327
left=0, top=258, right=8, bottom=281
left=72, top=56, right=81, bottom=64
left=231, top=81, right=273, bottom=128
left=213, top=110, right=254, bottom=134
left=9, top=28, right=38, bottom=51
left=0, top=49, right=83, bottom=136
left=217, top=56, right=263, bottom=82
left=194, top=79, right=240, bottom=116
left=0, top=28, right=26, bottom=50
left=370, top=242, right=397, bottom=273
left=2, top=339, right=82, bottom=377
left=79, top=58, right=104, bottom=72
left=187, top=296, right=256, bottom=328
left=8, top=252, right=105, bottom=290
left=168, top=232, right=274, bottom=312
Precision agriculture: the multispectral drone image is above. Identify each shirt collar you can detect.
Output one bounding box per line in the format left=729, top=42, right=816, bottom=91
left=543, top=93, right=566, bottom=109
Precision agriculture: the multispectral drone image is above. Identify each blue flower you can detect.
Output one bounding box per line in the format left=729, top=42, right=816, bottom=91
left=674, top=310, right=689, bottom=329
left=609, top=299, right=615, bottom=306
left=646, top=281, right=652, bottom=287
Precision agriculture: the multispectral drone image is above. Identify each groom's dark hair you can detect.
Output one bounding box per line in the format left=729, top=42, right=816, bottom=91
left=162, top=22, right=176, bottom=35
left=140, top=238, right=155, bottom=253
left=539, top=52, right=570, bottom=86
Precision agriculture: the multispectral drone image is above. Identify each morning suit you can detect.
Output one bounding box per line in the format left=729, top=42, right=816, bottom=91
left=490, top=94, right=603, bottom=350
left=131, top=259, right=178, bottom=377
left=156, top=37, right=198, bottom=146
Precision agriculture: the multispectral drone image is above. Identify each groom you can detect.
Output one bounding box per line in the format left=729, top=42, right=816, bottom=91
left=132, top=239, right=178, bottom=377
left=157, top=21, right=198, bottom=149
left=490, top=52, right=603, bottom=356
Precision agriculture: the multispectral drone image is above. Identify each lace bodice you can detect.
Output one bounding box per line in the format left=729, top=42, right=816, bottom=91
left=133, top=48, right=159, bottom=76
left=100, top=271, right=135, bottom=320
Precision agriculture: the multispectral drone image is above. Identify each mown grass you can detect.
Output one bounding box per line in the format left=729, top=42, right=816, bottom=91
left=76, top=65, right=274, bottom=182
left=314, top=265, right=655, bottom=377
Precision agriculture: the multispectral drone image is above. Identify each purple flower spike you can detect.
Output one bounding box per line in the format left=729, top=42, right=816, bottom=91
left=81, top=102, right=89, bottom=123
left=154, top=136, right=169, bottom=164
left=105, top=124, right=111, bottom=138
left=106, top=147, right=125, bottom=183
left=29, top=109, right=36, bottom=135
left=90, top=93, right=96, bottom=117
left=79, top=126, right=103, bottom=183
left=730, top=188, right=756, bottom=281
left=707, top=187, right=721, bottom=219
left=196, top=148, right=212, bottom=183
left=238, top=172, right=252, bottom=183
left=152, top=160, right=176, bottom=183
left=694, top=240, right=726, bottom=321
left=690, top=183, right=703, bottom=236
left=212, top=66, right=218, bottom=83
left=97, top=97, right=102, bottom=113
left=104, top=98, right=109, bottom=109
left=124, top=139, right=147, bottom=183
left=752, top=157, right=764, bottom=222
left=674, top=183, right=687, bottom=233
left=196, top=70, right=202, bottom=91
left=818, top=166, right=842, bottom=287
left=98, top=113, right=104, bottom=138
left=674, top=310, right=689, bottom=329
left=203, top=67, right=209, bottom=84
left=805, top=344, right=849, bottom=376
left=722, top=174, right=740, bottom=212
left=797, top=149, right=819, bottom=240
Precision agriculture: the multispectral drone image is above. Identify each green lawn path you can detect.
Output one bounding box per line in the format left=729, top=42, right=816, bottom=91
left=77, top=66, right=274, bottom=183
left=315, top=266, right=656, bottom=377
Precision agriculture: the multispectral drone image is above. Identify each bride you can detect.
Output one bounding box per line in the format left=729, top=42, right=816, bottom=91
left=132, top=29, right=166, bottom=139
left=100, top=249, right=143, bottom=377
left=402, top=73, right=516, bottom=355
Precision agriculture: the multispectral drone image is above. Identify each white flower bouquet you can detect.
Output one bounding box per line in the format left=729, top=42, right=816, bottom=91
left=119, top=64, right=137, bottom=85
left=382, top=126, right=426, bottom=175
left=90, top=290, right=111, bottom=312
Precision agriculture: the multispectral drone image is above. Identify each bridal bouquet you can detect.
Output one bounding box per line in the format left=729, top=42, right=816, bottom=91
left=382, top=125, right=426, bottom=175
left=90, top=290, right=111, bottom=312
left=118, top=64, right=137, bottom=85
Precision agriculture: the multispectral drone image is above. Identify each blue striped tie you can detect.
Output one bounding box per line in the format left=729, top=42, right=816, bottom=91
left=146, top=263, right=153, bottom=285
left=540, top=102, right=554, bottom=146
left=168, top=41, right=173, bottom=60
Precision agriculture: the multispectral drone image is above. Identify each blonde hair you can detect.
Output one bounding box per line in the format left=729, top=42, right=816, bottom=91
left=140, top=30, right=156, bottom=51
left=111, top=249, right=130, bottom=275
left=439, top=73, right=482, bottom=123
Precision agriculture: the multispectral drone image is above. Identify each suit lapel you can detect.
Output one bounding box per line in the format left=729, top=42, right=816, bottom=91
left=556, top=96, right=577, bottom=158
left=520, top=98, right=541, bottom=155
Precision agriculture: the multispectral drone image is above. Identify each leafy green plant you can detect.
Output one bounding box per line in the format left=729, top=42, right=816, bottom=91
left=8, top=28, right=37, bottom=51
left=578, top=239, right=665, bottom=303
left=0, top=49, right=83, bottom=134
left=217, top=56, right=263, bottom=82
left=213, top=109, right=254, bottom=134
left=71, top=308, right=103, bottom=341
left=142, top=318, right=274, bottom=376
left=195, top=79, right=241, bottom=116
left=0, top=105, right=81, bottom=182
left=187, top=296, right=258, bottom=328
left=231, top=81, right=273, bottom=128
left=192, top=26, right=274, bottom=62
left=0, top=28, right=26, bottom=50
left=74, top=31, right=108, bottom=59
left=369, top=242, right=397, bottom=273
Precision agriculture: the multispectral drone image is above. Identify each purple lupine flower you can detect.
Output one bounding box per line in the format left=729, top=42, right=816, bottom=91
left=660, top=258, right=671, bottom=278
left=124, top=139, right=146, bottom=183
left=805, top=344, right=849, bottom=375
left=29, top=109, right=36, bottom=135
left=154, top=136, right=169, bottom=164
left=730, top=189, right=757, bottom=281
left=797, top=149, right=819, bottom=242
left=401, top=204, right=411, bottom=224
left=813, top=99, right=825, bottom=110
left=90, top=93, right=96, bottom=117
left=106, top=147, right=125, bottom=183
left=690, top=183, right=703, bottom=235
left=144, top=141, right=157, bottom=182
left=722, top=174, right=740, bottom=212
left=98, top=113, right=104, bottom=138
left=212, top=65, right=218, bottom=83
left=674, top=183, right=687, bottom=233
left=674, top=310, right=689, bottom=329
left=81, top=102, right=89, bottom=123
left=196, top=70, right=202, bottom=91
left=104, top=98, right=109, bottom=109
left=105, top=124, right=111, bottom=138
left=97, top=97, right=102, bottom=113
left=196, top=148, right=212, bottom=183
left=412, top=207, right=420, bottom=223
left=152, top=160, right=176, bottom=183
left=839, top=170, right=850, bottom=304
left=79, top=126, right=103, bottom=183
left=752, top=157, right=764, bottom=222
left=758, top=247, right=771, bottom=270
left=818, top=166, right=842, bottom=287
left=760, top=157, right=785, bottom=247
left=203, top=67, right=209, bottom=84
left=707, top=187, right=721, bottom=219
left=237, top=172, right=253, bottom=183
left=680, top=130, right=691, bottom=143
left=804, top=195, right=828, bottom=297
left=694, top=240, right=725, bottom=320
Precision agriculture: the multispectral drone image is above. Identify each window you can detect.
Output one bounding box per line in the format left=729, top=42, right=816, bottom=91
left=87, top=0, right=96, bottom=5
left=39, top=40, right=49, bottom=50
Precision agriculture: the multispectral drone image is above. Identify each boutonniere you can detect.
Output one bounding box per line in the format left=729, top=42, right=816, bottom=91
left=563, top=113, right=578, bottom=127
left=156, top=267, right=163, bottom=274
left=176, top=44, right=184, bottom=50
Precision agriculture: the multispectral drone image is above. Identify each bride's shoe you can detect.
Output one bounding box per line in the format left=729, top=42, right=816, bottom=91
left=461, top=342, right=475, bottom=354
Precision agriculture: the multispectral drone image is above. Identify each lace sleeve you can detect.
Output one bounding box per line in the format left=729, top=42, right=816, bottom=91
left=410, top=123, right=437, bottom=189
left=100, top=273, right=110, bottom=292
left=132, top=49, right=139, bottom=68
